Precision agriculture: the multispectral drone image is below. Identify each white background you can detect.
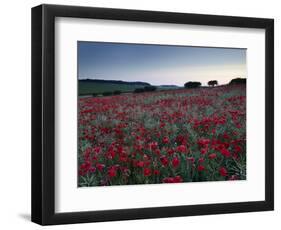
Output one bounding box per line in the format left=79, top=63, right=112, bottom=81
left=0, top=0, right=279, bottom=229
left=55, top=18, right=265, bottom=212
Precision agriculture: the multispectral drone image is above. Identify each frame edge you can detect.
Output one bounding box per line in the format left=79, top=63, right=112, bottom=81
left=265, top=19, right=274, bottom=211
left=31, top=4, right=43, bottom=225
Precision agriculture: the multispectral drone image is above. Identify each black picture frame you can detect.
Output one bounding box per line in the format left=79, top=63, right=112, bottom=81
left=31, top=4, right=274, bottom=225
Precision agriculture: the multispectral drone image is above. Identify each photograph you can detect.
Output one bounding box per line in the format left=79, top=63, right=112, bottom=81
left=30, top=3, right=274, bottom=225
left=77, top=41, right=247, bottom=187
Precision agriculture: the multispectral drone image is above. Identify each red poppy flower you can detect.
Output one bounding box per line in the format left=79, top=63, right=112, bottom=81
left=144, top=168, right=152, bottom=176
left=108, top=167, right=117, bottom=178
left=176, top=135, right=186, bottom=145
left=89, top=167, right=96, bottom=173
left=223, top=133, right=230, bottom=139
left=162, top=136, right=169, bottom=144
left=197, top=138, right=210, bottom=147
left=80, top=162, right=92, bottom=175
left=153, top=169, right=160, bottom=175
left=136, top=161, right=145, bottom=168
left=208, top=153, right=217, bottom=159
left=93, top=146, right=101, bottom=154
left=173, top=175, right=183, bottom=183
left=162, top=177, right=174, bottom=183
left=154, top=149, right=161, bottom=155
left=198, top=157, right=204, bottom=163
left=162, top=176, right=183, bottom=183
left=176, top=145, right=187, bottom=153
left=160, top=156, right=169, bottom=167
left=149, top=141, right=158, bottom=150
left=234, top=145, right=242, bottom=153
left=172, top=157, right=180, bottom=168
left=198, top=165, right=205, bottom=172
left=219, top=167, right=228, bottom=177
left=107, top=150, right=116, bottom=159
left=96, top=163, right=105, bottom=171
left=167, top=149, right=175, bottom=155
left=220, top=148, right=231, bottom=157
left=200, top=148, right=207, bottom=155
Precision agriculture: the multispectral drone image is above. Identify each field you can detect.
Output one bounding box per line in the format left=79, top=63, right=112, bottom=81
left=79, top=81, right=149, bottom=95
left=78, top=85, right=246, bottom=186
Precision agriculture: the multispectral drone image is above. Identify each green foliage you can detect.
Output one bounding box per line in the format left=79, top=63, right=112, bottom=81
left=79, top=81, right=148, bottom=95
left=229, top=78, right=246, bottom=85
left=102, top=92, right=113, bottom=96
left=184, top=81, right=202, bottom=88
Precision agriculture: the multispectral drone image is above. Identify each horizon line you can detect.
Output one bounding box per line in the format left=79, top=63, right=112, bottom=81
left=78, top=77, right=246, bottom=86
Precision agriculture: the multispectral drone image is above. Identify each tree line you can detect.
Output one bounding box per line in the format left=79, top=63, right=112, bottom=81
left=91, top=78, right=246, bottom=97
left=184, top=78, right=246, bottom=89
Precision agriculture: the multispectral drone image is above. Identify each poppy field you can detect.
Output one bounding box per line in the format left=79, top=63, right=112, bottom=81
left=78, top=85, right=246, bottom=187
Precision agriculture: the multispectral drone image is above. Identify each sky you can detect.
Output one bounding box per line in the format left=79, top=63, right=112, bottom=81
left=78, top=41, right=247, bottom=86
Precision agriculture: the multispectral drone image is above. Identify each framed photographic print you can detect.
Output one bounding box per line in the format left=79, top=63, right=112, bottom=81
left=31, top=4, right=274, bottom=225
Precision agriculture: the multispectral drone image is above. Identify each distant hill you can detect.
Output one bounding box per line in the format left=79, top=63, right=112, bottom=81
left=79, top=79, right=151, bottom=95
left=80, top=79, right=151, bottom=86
left=79, top=79, right=185, bottom=96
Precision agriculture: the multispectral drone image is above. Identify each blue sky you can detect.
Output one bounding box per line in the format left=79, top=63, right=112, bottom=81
left=78, top=41, right=246, bottom=86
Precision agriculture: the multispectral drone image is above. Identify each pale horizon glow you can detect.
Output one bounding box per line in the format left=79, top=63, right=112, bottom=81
left=78, top=42, right=247, bottom=86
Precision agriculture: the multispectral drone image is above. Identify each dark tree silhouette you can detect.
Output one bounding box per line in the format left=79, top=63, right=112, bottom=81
left=102, top=92, right=113, bottom=96
left=134, top=86, right=157, bottom=93
left=184, top=81, right=202, bottom=88
left=144, top=86, right=157, bottom=92
left=113, top=90, right=121, bottom=95
left=229, top=78, right=246, bottom=85
left=208, top=80, right=218, bottom=87
left=134, top=88, right=145, bottom=93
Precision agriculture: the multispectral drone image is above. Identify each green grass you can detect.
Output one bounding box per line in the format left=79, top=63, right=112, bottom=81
left=79, top=81, right=148, bottom=95
left=157, top=86, right=182, bottom=91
